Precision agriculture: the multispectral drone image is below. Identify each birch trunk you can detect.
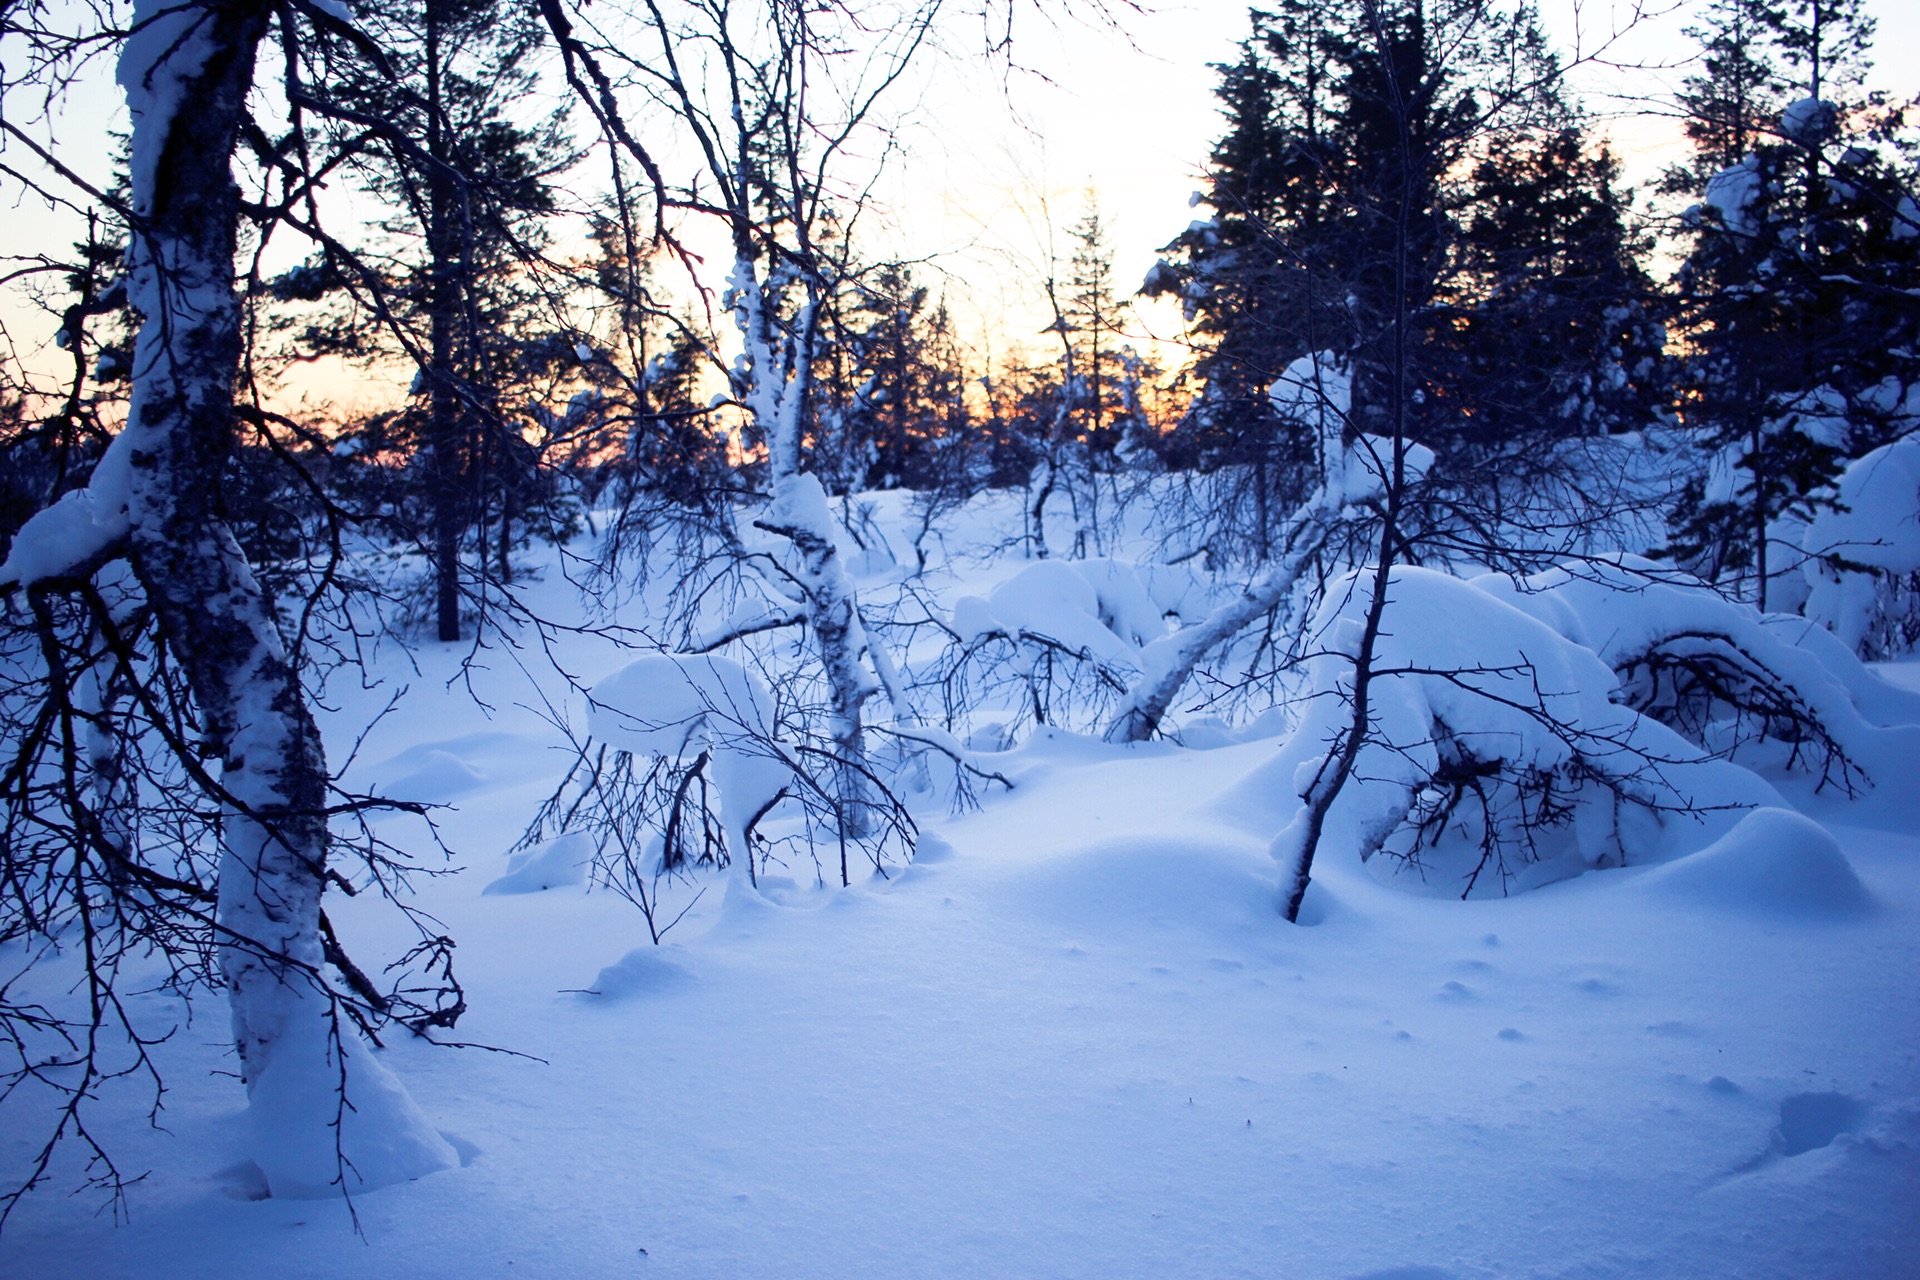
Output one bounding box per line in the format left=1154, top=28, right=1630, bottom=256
left=118, top=0, right=452, bottom=1194
left=1105, top=491, right=1333, bottom=743
left=731, top=258, right=880, bottom=843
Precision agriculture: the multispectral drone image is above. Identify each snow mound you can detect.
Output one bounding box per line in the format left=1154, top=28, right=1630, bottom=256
left=484, top=831, right=591, bottom=895
left=1001, top=835, right=1278, bottom=938
left=1264, top=566, right=1782, bottom=899
left=587, top=944, right=697, bottom=998
left=588, top=653, right=794, bottom=862
left=590, top=651, right=776, bottom=753
left=950, top=558, right=1174, bottom=670
left=1637, top=808, right=1873, bottom=918
left=1476, top=557, right=1920, bottom=790
left=374, top=747, right=487, bottom=803
left=246, top=998, right=458, bottom=1199
left=0, top=484, right=129, bottom=588
left=1802, top=437, right=1920, bottom=651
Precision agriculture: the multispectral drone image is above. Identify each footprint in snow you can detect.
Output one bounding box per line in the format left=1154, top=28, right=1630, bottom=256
left=1725, top=1091, right=1870, bottom=1175
left=1775, top=1092, right=1868, bottom=1156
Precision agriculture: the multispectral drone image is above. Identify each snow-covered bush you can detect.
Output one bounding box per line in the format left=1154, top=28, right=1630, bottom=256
left=1265, top=567, right=1783, bottom=898
left=1478, top=557, right=1920, bottom=794
left=1801, top=436, right=1920, bottom=656
left=941, top=558, right=1215, bottom=736
left=519, top=652, right=915, bottom=937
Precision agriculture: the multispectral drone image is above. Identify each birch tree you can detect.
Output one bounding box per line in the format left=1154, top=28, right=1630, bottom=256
left=597, top=0, right=944, bottom=838
left=0, top=0, right=666, bottom=1207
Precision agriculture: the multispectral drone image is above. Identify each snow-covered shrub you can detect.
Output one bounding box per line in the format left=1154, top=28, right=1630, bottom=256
left=519, top=653, right=914, bottom=937
left=1801, top=436, right=1920, bottom=656
left=1477, top=557, right=1920, bottom=793
left=1266, top=567, right=1782, bottom=898
left=940, top=558, right=1215, bottom=736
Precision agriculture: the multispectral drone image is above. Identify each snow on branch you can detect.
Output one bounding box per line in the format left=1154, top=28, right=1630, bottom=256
left=1264, top=566, right=1786, bottom=900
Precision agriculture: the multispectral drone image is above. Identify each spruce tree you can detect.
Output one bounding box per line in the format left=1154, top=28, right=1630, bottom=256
left=1660, top=0, right=1901, bottom=606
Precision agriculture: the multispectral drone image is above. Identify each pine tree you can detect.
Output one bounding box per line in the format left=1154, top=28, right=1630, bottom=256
left=293, top=0, right=571, bottom=636
left=1441, top=130, right=1671, bottom=458
left=1063, top=197, right=1133, bottom=469
left=1144, top=4, right=1345, bottom=543
left=1658, top=0, right=1785, bottom=200
left=1660, top=0, right=1899, bottom=606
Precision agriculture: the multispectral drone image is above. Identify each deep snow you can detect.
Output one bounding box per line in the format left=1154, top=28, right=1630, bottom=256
left=3, top=506, right=1918, bottom=1279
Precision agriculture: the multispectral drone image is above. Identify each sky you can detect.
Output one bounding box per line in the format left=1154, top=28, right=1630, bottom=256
left=2, top=0, right=1918, bottom=405
left=896, top=0, right=1920, bottom=360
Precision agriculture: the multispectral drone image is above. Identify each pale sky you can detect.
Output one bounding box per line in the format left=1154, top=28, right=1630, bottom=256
left=896, top=0, right=1920, bottom=362
left=3, top=0, right=1917, bottom=402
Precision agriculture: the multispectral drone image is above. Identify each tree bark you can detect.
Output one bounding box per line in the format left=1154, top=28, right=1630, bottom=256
left=424, top=0, right=466, bottom=642
left=117, top=0, right=452, bottom=1192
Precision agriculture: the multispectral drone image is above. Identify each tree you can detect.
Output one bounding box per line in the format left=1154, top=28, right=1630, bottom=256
left=1439, top=130, right=1671, bottom=459
left=582, top=0, right=946, bottom=847
left=1143, top=3, right=1346, bottom=557
left=0, top=0, right=689, bottom=1210
left=283, top=0, right=574, bottom=637
left=1659, top=0, right=1909, bottom=609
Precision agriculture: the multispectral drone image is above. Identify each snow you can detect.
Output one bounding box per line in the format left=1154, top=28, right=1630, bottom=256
left=1636, top=807, right=1873, bottom=919
left=952, top=558, right=1170, bottom=670
left=0, top=483, right=129, bottom=588
left=1780, top=97, right=1837, bottom=144
left=588, top=652, right=796, bottom=863
left=4, top=513, right=1918, bottom=1278
left=1703, top=156, right=1763, bottom=237
left=1274, top=565, right=1786, bottom=887
left=243, top=995, right=459, bottom=1200
left=118, top=0, right=220, bottom=210
left=484, top=831, right=591, bottom=895
left=1802, top=438, right=1920, bottom=649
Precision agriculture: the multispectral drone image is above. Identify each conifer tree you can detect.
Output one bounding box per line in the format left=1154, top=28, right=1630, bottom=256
left=293, top=0, right=572, bottom=636
left=1660, top=0, right=1903, bottom=606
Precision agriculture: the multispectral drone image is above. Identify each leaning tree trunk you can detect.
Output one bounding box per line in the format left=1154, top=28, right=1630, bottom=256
left=118, top=0, right=451, bottom=1194
left=120, top=0, right=329, bottom=1089
left=1106, top=490, right=1334, bottom=743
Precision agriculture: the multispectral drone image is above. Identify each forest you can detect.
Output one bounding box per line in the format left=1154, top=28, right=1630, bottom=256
left=0, top=0, right=1917, bottom=1274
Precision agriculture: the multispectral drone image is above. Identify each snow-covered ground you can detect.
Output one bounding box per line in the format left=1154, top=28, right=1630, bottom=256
left=4, top=509, right=1918, bottom=1279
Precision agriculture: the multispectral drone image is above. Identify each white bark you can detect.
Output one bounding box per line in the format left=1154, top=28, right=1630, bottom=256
left=1106, top=487, right=1335, bottom=743
left=117, top=0, right=451, bottom=1196
left=731, top=256, right=882, bottom=836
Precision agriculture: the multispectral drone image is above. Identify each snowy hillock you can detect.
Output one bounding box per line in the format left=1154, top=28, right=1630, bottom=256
left=1476, top=557, right=1920, bottom=795
left=1802, top=435, right=1920, bottom=653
